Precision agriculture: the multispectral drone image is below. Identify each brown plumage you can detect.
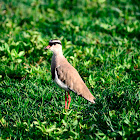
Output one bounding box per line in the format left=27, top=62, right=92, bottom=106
left=44, top=39, right=96, bottom=109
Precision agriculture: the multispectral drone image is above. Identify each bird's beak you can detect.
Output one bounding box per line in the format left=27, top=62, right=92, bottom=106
left=44, top=45, right=51, bottom=50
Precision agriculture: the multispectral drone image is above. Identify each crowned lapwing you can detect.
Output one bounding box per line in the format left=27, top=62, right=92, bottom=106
left=44, top=39, right=96, bottom=109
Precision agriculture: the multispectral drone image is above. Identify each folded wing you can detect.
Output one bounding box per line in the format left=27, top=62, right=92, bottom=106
left=56, top=62, right=96, bottom=103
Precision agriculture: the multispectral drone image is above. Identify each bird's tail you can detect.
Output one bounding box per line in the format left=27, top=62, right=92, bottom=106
left=85, top=94, right=96, bottom=104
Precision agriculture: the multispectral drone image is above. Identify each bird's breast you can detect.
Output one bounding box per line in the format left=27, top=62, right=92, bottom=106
left=54, top=69, right=69, bottom=91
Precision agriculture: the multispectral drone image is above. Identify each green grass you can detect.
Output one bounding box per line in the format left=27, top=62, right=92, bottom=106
left=0, top=0, right=140, bottom=139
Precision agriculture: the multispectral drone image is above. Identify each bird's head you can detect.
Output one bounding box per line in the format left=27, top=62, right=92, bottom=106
left=44, top=39, right=62, bottom=54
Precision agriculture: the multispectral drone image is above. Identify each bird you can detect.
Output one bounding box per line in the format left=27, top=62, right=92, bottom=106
left=44, top=39, right=96, bottom=109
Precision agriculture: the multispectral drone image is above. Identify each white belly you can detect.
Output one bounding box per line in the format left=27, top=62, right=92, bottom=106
left=54, top=69, right=69, bottom=91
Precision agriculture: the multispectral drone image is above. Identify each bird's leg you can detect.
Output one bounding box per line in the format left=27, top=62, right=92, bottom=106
left=65, top=91, right=67, bottom=109
left=67, top=91, right=71, bottom=109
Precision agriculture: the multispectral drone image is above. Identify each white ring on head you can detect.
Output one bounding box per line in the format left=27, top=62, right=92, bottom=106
left=49, top=40, right=61, bottom=44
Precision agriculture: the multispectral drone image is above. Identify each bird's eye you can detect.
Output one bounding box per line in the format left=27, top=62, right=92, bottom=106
left=49, top=42, right=53, bottom=46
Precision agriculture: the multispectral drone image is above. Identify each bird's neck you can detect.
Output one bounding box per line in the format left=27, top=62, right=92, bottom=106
left=52, top=51, right=64, bottom=66
left=53, top=49, right=63, bottom=57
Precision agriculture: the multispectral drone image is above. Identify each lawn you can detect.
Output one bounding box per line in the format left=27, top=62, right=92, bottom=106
left=0, top=0, right=140, bottom=139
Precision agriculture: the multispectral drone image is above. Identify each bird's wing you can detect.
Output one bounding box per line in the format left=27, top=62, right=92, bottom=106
left=56, top=63, right=95, bottom=103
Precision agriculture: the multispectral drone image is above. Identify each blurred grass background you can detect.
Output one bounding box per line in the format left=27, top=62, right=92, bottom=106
left=0, top=0, right=140, bottom=139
